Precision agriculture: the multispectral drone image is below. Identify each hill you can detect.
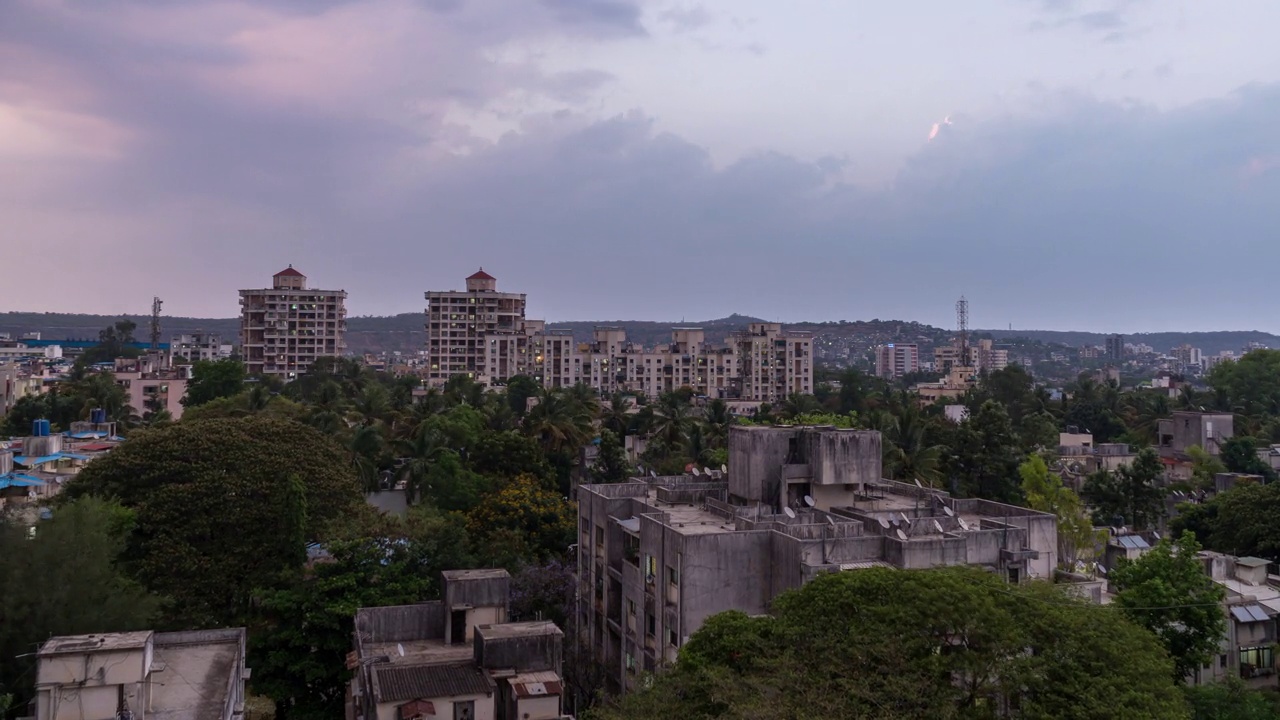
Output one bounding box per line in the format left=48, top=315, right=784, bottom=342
left=976, top=329, right=1280, bottom=356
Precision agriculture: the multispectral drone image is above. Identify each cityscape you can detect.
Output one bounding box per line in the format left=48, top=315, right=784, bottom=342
left=5, top=2, right=1280, bottom=720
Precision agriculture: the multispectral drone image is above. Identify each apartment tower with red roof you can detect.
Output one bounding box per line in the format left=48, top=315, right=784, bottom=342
left=238, top=266, right=347, bottom=378
left=424, top=268, right=528, bottom=386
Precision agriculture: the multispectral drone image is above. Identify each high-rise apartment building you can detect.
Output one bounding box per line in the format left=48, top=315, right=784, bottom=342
left=1105, top=334, right=1125, bottom=361
left=423, top=271, right=811, bottom=402
left=875, top=343, right=919, bottom=379
left=239, top=266, right=346, bottom=378
left=424, top=269, right=527, bottom=386
left=732, top=323, right=812, bottom=402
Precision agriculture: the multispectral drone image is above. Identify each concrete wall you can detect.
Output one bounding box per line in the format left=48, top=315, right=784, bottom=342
left=728, top=426, right=792, bottom=507
left=676, top=530, right=774, bottom=640
left=806, top=430, right=881, bottom=487
left=885, top=536, right=969, bottom=569
left=516, top=694, right=561, bottom=720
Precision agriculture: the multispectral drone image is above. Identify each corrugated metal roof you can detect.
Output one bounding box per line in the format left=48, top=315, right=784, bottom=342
left=13, top=453, right=88, bottom=466
left=0, top=473, right=45, bottom=489
left=374, top=663, right=493, bottom=703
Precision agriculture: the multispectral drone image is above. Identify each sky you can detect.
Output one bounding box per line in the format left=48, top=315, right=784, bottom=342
left=3, top=0, right=1279, bottom=332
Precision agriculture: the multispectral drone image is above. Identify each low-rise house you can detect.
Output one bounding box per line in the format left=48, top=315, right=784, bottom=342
left=348, top=569, right=570, bottom=720
left=33, top=628, right=248, bottom=720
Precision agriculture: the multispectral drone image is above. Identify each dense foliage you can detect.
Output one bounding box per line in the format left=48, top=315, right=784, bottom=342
left=63, top=416, right=366, bottom=627
left=591, top=567, right=1187, bottom=720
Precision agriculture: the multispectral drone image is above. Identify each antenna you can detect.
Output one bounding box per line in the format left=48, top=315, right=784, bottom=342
left=827, top=515, right=837, bottom=527
left=956, top=295, right=969, bottom=362
left=649, top=470, right=657, bottom=478
left=957, top=518, right=970, bottom=531
left=933, top=519, right=945, bottom=534
left=878, top=517, right=890, bottom=529
left=895, top=528, right=909, bottom=541
left=942, top=505, right=955, bottom=517
left=803, top=495, right=815, bottom=508
left=396, top=642, right=405, bottom=657
left=900, top=512, right=911, bottom=524
left=691, top=466, right=701, bottom=476
left=720, top=464, right=727, bottom=473
left=704, top=466, right=713, bottom=476
left=914, top=478, right=923, bottom=489
left=150, top=296, right=163, bottom=350
left=1096, top=565, right=1107, bottom=576
left=783, top=507, right=797, bottom=519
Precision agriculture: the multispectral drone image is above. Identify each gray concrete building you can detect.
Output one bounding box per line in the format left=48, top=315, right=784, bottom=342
left=349, top=569, right=570, bottom=720
left=34, top=628, right=247, bottom=720
left=1158, top=410, right=1234, bottom=457
left=576, top=424, right=1058, bottom=692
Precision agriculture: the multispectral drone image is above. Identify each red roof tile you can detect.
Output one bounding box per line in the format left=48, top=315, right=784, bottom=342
left=274, top=265, right=305, bottom=277
left=467, top=268, right=495, bottom=281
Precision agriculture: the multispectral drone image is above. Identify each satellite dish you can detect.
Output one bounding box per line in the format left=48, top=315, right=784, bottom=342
left=720, top=464, right=727, bottom=473
left=942, top=506, right=955, bottom=517
left=1096, top=565, right=1107, bottom=576
left=396, top=643, right=405, bottom=657
left=827, top=515, right=837, bottom=527
left=933, top=519, right=945, bottom=534
left=895, top=529, right=909, bottom=541
left=803, top=495, right=815, bottom=508
left=914, top=478, right=923, bottom=489
left=783, top=507, right=796, bottom=519
left=1152, top=531, right=1161, bottom=540
left=650, top=470, right=657, bottom=478
left=704, top=466, right=713, bottom=476
left=692, top=467, right=701, bottom=476
left=900, top=512, right=911, bottom=523
left=957, top=518, right=970, bottom=531
left=877, top=517, right=890, bottom=529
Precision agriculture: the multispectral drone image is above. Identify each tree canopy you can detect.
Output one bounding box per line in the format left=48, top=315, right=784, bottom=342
left=592, top=567, right=1186, bottom=720
left=63, top=416, right=366, bottom=627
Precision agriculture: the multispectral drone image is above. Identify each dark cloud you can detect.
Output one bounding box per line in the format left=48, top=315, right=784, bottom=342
left=4, top=0, right=1279, bottom=332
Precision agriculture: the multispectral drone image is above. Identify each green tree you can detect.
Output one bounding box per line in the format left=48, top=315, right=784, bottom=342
left=0, top=499, right=160, bottom=713
left=949, top=400, right=1023, bottom=502
left=1186, top=444, right=1227, bottom=489
left=1199, top=482, right=1280, bottom=561
left=1208, top=349, right=1280, bottom=417
left=592, top=567, right=1186, bottom=719
left=182, top=358, right=248, bottom=407
left=1019, top=454, right=1102, bottom=569
left=504, top=375, right=541, bottom=417
left=1111, top=532, right=1226, bottom=682
left=79, top=318, right=141, bottom=365
left=1182, top=676, right=1280, bottom=719
left=1083, top=447, right=1167, bottom=530
left=63, top=417, right=366, bottom=627
left=1221, top=436, right=1277, bottom=481
left=469, top=430, right=555, bottom=489
left=466, top=474, right=575, bottom=564
left=591, top=429, right=632, bottom=483
left=251, top=538, right=434, bottom=720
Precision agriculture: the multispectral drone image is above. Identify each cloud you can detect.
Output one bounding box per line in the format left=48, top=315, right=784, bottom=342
left=3, top=0, right=1280, bottom=332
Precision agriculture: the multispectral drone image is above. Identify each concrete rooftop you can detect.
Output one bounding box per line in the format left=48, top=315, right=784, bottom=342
left=150, top=633, right=241, bottom=720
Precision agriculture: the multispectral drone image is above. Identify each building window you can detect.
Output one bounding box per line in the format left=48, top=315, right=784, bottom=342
left=667, top=565, right=678, bottom=588
left=646, top=613, right=655, bottom=637
left=668, top=629, right=678, bottom=648
left=1240, top=646, right=1275, bottom=678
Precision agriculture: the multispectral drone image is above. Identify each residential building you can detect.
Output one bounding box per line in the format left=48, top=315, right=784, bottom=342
left=731, top=323, right=812, bottom=402
left=1, top=362, right=45, bottom=414
left=576, top=424, right=1058, bottom=692
left=875, top=343, right=919, bottom=379
left=239, top=266, right=347, bottom=378
left=425, top=269, right=528, bottom=386
left=1157, top=410, right=1234, bottom=457
left=348, top=568, right=569, bottom=720
left=1172, top=344, right=1203, bottom=372
left=913, top=365, right=978, bottom=404
left=112, top=353, right=190, bottom=421
left=171, top=332, right=233, bottom=362
left=1105, top=334, right=1125, bottom=361
left=33, top=628, right=247, bottom=720
left=932, top=338, right=1006, bottom=375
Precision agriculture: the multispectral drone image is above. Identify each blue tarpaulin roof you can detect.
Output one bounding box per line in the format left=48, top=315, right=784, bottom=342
left=0, top=473, right=45, bottom=489
left=13, top=452, right=90, bottom=466
left=67, top=431, right=108, bottom=439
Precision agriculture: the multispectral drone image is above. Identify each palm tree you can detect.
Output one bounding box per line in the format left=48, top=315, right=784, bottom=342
left=394, top=426, right=447, bottom=503
left=348, top=423, right=384, bottom=492
left=602, top=392, right=634, bottom=438
left=882, top=406, right=944, bottom=485
left=702, top=398, right=733, bottom=449
left=652, top=392, right=693, bottom=450
left=524, top=389, right=591, bottom=455
left=246, top=384, right=273, bottom=413
left=351, top=383, right=391, bottom=426
left=565, top=383, right=601, bottom=421
left=777, top=393, right=821, bottom=420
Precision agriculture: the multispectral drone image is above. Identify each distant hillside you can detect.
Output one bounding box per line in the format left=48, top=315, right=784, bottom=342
left=977, top=329, right=1280, bottom=356
left=3, top=311, right=1275, bottom=358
